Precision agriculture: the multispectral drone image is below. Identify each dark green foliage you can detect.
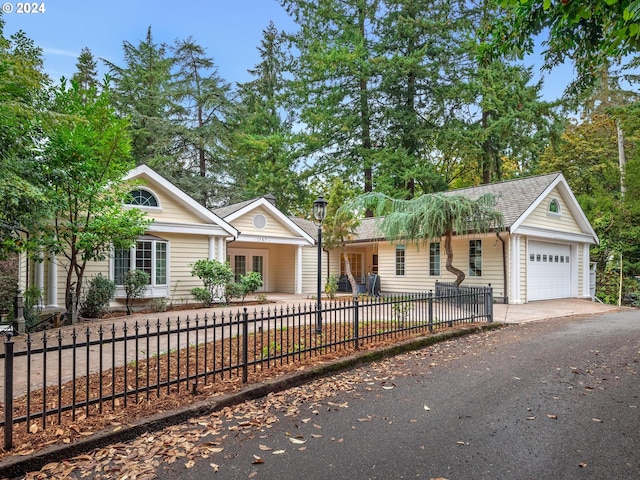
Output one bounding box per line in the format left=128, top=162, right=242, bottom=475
left=492, top=0, right=640, bottom=96
left=80, top=274, right=116, bottom=318
left=223, top=282, right=244, bottom=304
left=191, top=259, right=234, bottom=303
left=238, top=271, right=264, bottom=302
left=124, top=270, right=149, bottom=315
left=0, top=256, right=17, bottom=315
left=191, top=287, right=213, bottom=308
left=23, top=286, right=42, bottom=329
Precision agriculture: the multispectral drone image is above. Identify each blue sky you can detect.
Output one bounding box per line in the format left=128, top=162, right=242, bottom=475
left=2, top=0, right=572, bottom=101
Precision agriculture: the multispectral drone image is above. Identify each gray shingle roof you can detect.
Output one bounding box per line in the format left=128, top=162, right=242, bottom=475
left=352, top=173, right=563, bottom=241
left=442, top=172, right=561, bottom=228
left=290, top=217, right=319, bottom=240
left=212, top=198, right=260, bottom=218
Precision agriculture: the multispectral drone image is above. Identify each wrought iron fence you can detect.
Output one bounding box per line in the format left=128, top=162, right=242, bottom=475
left=0, top=287, right=492, bottom=449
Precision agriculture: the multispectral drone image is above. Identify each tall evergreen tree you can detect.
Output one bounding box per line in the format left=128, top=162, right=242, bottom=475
left=171, top=37, right=234, bottom=207
left=104, top=27, right=177, bottom=170
left=375, top=0, right=467, bottom=197
left=72, top=47, right=98, bottom=91
left=281, top=0, right=382, bottom=202
left=228, top=22, right=309, bottom=215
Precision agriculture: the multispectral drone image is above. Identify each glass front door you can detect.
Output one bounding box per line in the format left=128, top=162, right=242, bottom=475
left=228, top=249, right=267, bottom=292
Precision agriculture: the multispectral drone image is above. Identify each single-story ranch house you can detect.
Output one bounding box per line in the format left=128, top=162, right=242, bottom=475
left=18, top=165, right=598, bottom=312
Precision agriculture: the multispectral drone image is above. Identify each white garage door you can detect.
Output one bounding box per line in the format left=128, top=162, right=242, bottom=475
left=527, top=241, right=572, bottom=301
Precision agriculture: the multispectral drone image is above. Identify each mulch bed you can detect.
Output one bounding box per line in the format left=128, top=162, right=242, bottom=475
left=0, top=322, right=468, bottom=460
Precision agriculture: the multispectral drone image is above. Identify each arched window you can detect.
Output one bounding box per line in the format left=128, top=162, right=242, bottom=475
left=127, top=189, right=158, bottom=207
left=548, top=198, right=561, bottom=215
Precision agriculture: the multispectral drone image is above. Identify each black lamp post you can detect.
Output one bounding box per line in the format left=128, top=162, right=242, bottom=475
left=313, top=195, right=328, bottom=334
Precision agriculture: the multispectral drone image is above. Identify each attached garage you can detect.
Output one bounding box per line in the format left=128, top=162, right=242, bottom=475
left=527, top=241, right=572, bottom=301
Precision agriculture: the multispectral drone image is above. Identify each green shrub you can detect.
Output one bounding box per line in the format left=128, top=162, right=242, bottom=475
left=80, top=274, right=116, bottom=318
left=23, top=286, right=42, bottom=329
left=239, top=271, right=263, bottom=302
left=124, top=270, right=149, bottom=314
left=224, top=282, right=244, bottom=303
left=191, top=287, right=213, bottom=307
left=325, top=274, right=338, bottom=299
left=0, top=256, right=18, bottom=315
left=191, top=259, right=233, bottom=303
left=149, top=297, right=167, bottom=312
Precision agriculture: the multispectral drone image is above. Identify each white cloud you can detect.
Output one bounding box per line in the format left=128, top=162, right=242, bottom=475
left=42, top=47, right=79, bottom=58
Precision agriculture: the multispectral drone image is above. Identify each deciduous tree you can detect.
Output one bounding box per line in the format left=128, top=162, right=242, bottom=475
left=40, top=79, right=149, bottom=314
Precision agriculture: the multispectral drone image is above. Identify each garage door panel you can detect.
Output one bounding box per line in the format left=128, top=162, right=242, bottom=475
left=527, top=241, right=571, bottom=301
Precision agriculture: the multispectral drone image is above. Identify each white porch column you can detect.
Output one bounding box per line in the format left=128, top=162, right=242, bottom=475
left=35, top=253, right=44, bottom=306
left=509, top=235, right=521, bottom=304
left=217, top=237, right=225, bottom=263
left=47, top=253, right=58, bottom=307
left=208, top=236, right=216, bottom=260
left=295, top=246, right=303, bottom=294
left=582, top=244, right=591, bottom=298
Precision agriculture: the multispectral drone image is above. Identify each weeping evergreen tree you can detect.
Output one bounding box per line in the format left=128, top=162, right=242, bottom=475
left=344, top=192, right=503, bottom=286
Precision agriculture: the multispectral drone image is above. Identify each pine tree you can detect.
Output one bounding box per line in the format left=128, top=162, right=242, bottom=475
left=72, top=47, right=98, bottom=91
left=171, top=37, right=234, bottom=207
left=281, top=0, right=381, bottom=201
left=104, top=27, right=177, bottom=169
left=228, top=22, right=308, bottom=215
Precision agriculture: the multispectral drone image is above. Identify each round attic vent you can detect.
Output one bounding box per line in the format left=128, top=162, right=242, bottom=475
left=253, top=214, right=267, bottom=230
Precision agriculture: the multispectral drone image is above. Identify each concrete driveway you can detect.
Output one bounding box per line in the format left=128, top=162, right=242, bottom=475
left=493, top=298, right=624, bottom=324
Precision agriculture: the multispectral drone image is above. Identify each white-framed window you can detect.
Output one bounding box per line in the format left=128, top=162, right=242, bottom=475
left=429, top=242, right=441, bottom=276
left=395, top=245, right=405, bottom=276
left=126, top=189, right=159, bottom=208
left=112, top=236, right=169, bottom=297
left=548, top=198, right=561, bottom=216
left=469, top=240, right=482, bottom=277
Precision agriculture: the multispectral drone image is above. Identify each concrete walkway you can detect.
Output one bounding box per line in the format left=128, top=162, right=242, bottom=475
left=493, top=298, right=623, bottom=324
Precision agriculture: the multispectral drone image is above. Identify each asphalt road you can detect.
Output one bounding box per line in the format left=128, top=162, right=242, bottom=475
left=149, top=310, right=639, bottom=480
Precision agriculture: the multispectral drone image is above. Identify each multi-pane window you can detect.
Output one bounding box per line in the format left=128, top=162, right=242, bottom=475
left=126, top=189, right=158, bottom=207
left=113, top=239, right=168, bottom=288
left=234, top=255, right=247, bottom=282
left=469, top=240, right=482, bottom=277
left=340, top=253, right=363, bottom=281
left=429, top=242, right=441, bottom=276
left=395, top=245, right=405, bottom=276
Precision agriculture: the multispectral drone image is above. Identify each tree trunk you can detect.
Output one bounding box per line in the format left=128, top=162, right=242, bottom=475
left=617, top=120, right=626, bottom=198
left=444, top=230, right=465, bottom=286
left=342, top=247, right=359, bottom=299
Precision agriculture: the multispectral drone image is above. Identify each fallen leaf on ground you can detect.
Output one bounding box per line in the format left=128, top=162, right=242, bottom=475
left=258, top=445, right=272, bottom=451
left=546, top=414, right=558, bottom=420
left=288, top=437, right=307, bottom=444
left=252, top=455, right=264, bottom=464
left=210, top=463, right=219, bottom=472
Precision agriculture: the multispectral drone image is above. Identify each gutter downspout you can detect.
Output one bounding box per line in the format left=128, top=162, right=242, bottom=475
left=497, top=232, right=508, bottom=304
